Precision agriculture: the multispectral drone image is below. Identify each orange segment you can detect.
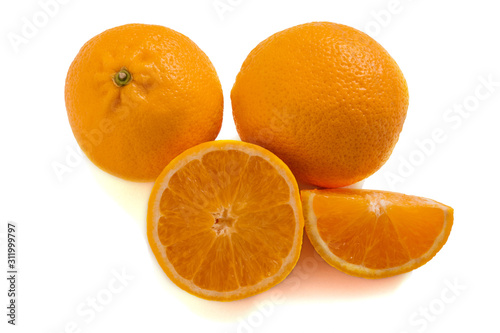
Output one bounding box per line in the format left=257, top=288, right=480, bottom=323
left=192, top=235, right=239, bottom=292
left=302, top=189, right=453, bottom=279
left=148, top=140, right=303, bottom=301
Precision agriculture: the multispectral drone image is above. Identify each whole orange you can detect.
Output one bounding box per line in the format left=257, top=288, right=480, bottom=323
left=65, top=24, right=223, bottom=181
left=231, top=22, right=409, bottom=188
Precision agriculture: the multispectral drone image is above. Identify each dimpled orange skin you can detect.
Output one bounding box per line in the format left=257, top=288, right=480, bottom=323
left=231, top=22, right=409, bottom=188
left=65, top=24, right=223, bottom=181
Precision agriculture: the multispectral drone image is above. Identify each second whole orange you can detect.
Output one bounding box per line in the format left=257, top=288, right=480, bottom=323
left=65, top=24, right=223, bottom=181
left=231, top=22, right=409, bottom=188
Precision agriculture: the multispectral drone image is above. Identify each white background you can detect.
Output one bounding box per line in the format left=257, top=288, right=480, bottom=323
left=1, top=0, right=499, bottom=332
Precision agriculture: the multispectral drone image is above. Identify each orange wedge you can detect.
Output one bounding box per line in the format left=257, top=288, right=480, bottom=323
left=302, top=189, right=453, bottom=279
left=147, top=140, right=304, bottom=301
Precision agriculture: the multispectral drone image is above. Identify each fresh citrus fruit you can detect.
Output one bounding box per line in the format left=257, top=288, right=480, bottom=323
left=302, top=189, right=453, bottom=278
left=147, top=140, right=304, bottom=301
left=231, top=22, right=409, bottom=188
left=65, top=24, right=223, bottom=181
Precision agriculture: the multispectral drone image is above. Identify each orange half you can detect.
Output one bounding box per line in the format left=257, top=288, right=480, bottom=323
left=302, top=189, right=453, bottom=279
left=147, top=140, right=303, bottom=301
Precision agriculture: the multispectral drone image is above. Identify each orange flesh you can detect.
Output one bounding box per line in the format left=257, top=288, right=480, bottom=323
left=305, top=189, right=453, bottom=277
left=155, top=149, right=298, bottom=293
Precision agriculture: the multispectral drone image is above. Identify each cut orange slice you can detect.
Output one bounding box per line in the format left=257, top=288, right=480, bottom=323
left=147, top=140, right=304, bottom=301
left=302, top=189, right=453, bottom=279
